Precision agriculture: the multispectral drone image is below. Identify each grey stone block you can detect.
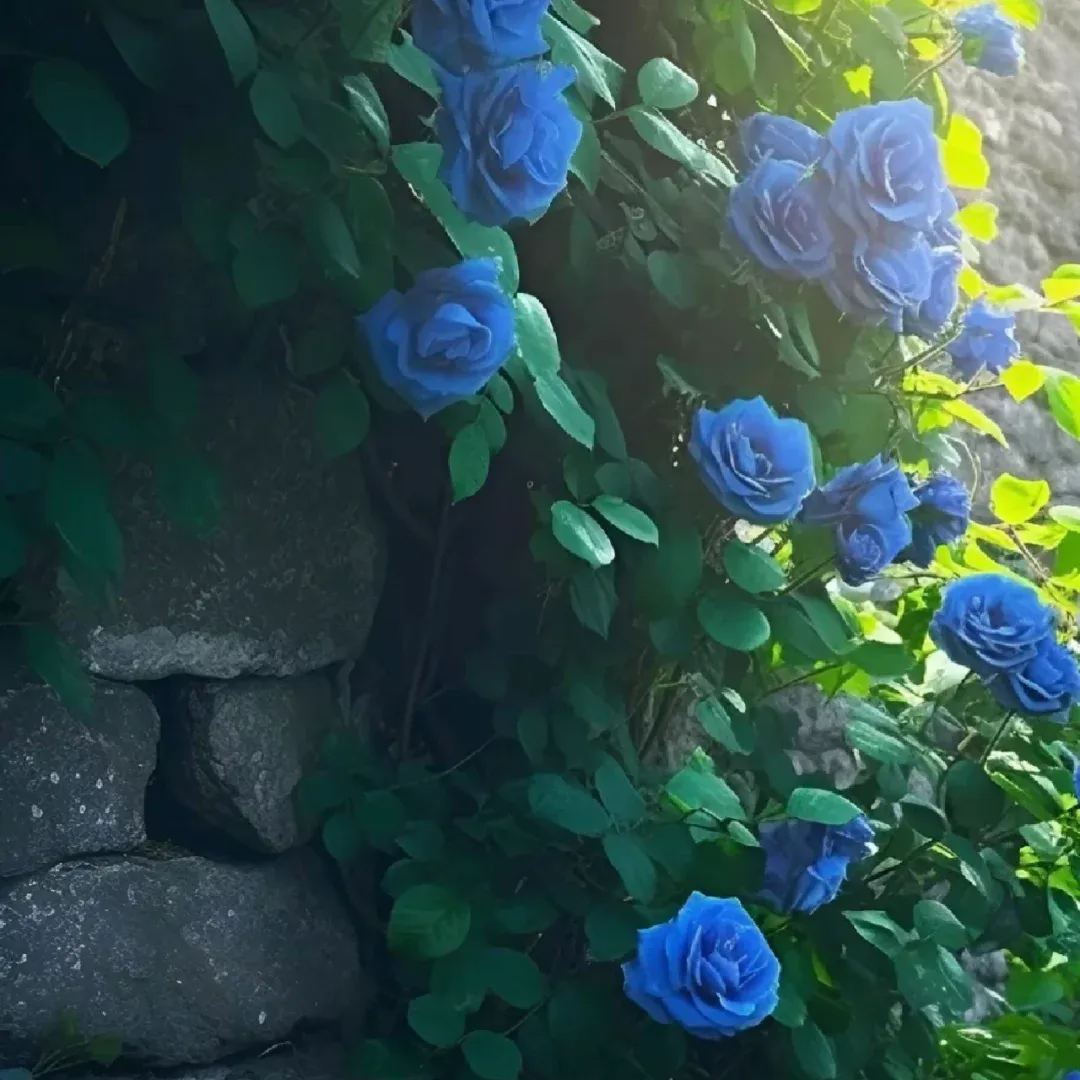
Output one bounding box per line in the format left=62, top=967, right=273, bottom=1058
left=0, top=853, right=364, bottom=1067
left=0, top=672, right=158, bottom=878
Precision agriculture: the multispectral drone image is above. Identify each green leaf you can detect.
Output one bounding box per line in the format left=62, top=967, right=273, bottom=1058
left=843, top=719, right=913, bottom=766
left=461, top=1031, right=523, bottom=1080
left=1001, top=359, right=1045, bottom=402
left=21, top=625, right=93, bottom=716
left=787, top=787, right=862, bottom=826
left=343, top=73, right=391, bottom=155
left=590, top=495, right=658, bottom=545
left=594, top=755, right=646, bottom=825
left=30, top=59, right=130, bottom=168
left=535, top=374, right=595, bottom=449
left=723, top=541, right=785, bottom=594
left=572, top=370, right=626, bottom=460
left=99, top=5, right=168, bottom=89
left=913, top=899, right=969, bottom=949
left=1044, top=367, right=1080, bottom=439
left=516, top=708, right=548, bottom=764
left=388, top=884, right=472, bottom=960
left=551, top=0, right=600, bottom=34
left=998, top=0, right=1040, bottom=27
left=697, top=592, right=770, bottom=651
left=900, top=797, right=948, bottom=841
left=481, top=948, right=545, bottom=1008
left=990, top=473, right=1050, bottom=525
left=585, top=901, right=639, bottom=961
left=153, top=448, right=221, bottom=537
left=341, top=0, right=402, bottom=62
left=304, top=196, right=361, bottom=279
left=844, top=910, right=910, bottom=958
left=1007, top=968, right=1065, bottom=1011
left=895, top=941, right=972, bottom=1018
left=528, top=773, right=611, bottom=836
left=634, top=519, right=703, bottom=617
left=791, top=1021, right=837, bottom=1080
left=486, top=372, right=514, bottom=414
left=249, top=71, right=302, bottom=149
left=627, top=106, right=735, bottom=184
left=603, top=833, right=657, bottom=903
left=46, top=443, right=123, bottom=582
left=386, top=30, right=440, bottom=98
left=514, top=294, right=561, bottom=377
left=449, top=422, right=491, bottom=503
left=637, top=57, right=698, bottom=109
left=0, top=441, right=45, bottom=496
left=542, top=14, right=623, bottom=108
left=392, top=143, right=519, bottom=294
left=731, top=0, right=757, bottom=82
left=322, top=810, right=365, bottom=863
left=204, top=0, right=258, bottom=84
left=551, top=501, right=613, bottom=568
left=407, top=994, right=465, bottom=1048
left=87, top=1035, right=121, bottom=1066
left=0, top=370, right=62, bottom=438
left=569, top=564, right=616, bottom=638
left=316, top=372, right=370, bottom=457
left=647, top=251, right=702, bottom=310
left=0, top=501, right=25, bottom=579
left=664, top=751, right=746, bottom=823
left=232, top=230, right=300, bottom=308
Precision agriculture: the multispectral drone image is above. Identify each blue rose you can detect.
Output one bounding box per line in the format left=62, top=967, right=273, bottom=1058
left=623, top=892, right=779, bottom=1039
left=930, top=573, right=1054, bottom=677
left=739, top=112, right=825, bottom=168
left=835, top=521, right=911, bottom=584
left=413, top=0, right=551, bottom=72
left=801, top=455, right=918, bottom=530
left=728, top=159, right=837, bottom=281
left=905, top=472, right=971, bottom=567
left=824, top=237, right=932, bottom=331
left=929, top=189, right=962, bottom=248
left=906, top=247, right=962, bottom=339
left=989, top=637, right=1080, bottom=718
left=956, top=3, right=1024, bottom=77
left=759, top=816, right=875, bottom=914
left=948, top=297, right=1020, bottom=378
left=360, top=258, right=515, bottom=417
left=436, top=63, right=582, bottom=227
left=822, top=100, right=948, bottom=242
left=688, top=397, right=816, bottom=525
left=801, top=455, right=918, bottom=585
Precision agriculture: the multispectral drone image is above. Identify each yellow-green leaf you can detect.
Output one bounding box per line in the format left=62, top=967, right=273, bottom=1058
left=941, top=398, right=1006, bottom=446
left=1001, top=359, right=1045, bottom=401
left=990, top=473, right=1051, bottom=525
left=1041, top=264, right=1080, bottom=305
left=942, top=115, right=990, bottom=190
left=956, top=201, right=998, bottom=243
left=998, top=0, right=1041, bottom=29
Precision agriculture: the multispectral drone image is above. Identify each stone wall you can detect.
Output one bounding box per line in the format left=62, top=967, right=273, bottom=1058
left=0, top=375, right=386, bottom=1077
left=945, top=0, right=1080, bottom=502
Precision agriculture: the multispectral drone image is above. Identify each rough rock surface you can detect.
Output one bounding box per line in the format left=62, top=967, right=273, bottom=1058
left=162, top=674, right=341, bottom=853
left=769, top=684, right=862, bottom=791
left=0, top=853, right=363, bottom=1067
left=945, top=0, right=1080, bottom=502
left=0, top=671, right=158, bottom=878
left=961, top=949, right=1009, bottom=1023
left=67, top=1041, right=349, bottom=1080
left=56, top=371, right=386, bottom=680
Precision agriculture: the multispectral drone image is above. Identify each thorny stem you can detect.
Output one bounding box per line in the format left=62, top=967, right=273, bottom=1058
left=979, top=711, right=1016, bottom=765
left=902, top=41, right=963, bottom=95
left=755, top=661, right=845, bottom=704
left=400, top=495, right=451, bottom=761
left=864, top=837, right=936, bottom=887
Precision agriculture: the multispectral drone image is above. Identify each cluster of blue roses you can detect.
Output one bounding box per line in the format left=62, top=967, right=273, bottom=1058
left=414, top=0, right=582, bottom=228
left=729, top=100, right=964, bottom=338
left=956, top=2, right=1024, bottom=78
left=932, top=573, right=1080, bottom=718
left=689, top=396, right=971, bottom=584
left=358, top=1, right=585, bottom=418
left=622, top=813, right=875, bottom=1039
